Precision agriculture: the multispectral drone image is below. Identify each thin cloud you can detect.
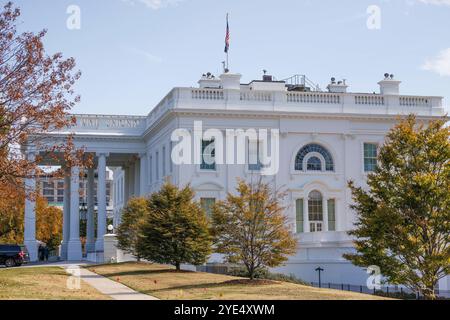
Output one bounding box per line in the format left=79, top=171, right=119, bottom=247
left=127, top=47, right=163, bottom=64
left=422, top=48, right=450, bottom=76
left=121, top=0, right=184, bottom=10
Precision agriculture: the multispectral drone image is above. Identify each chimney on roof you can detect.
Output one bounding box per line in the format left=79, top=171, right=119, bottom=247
left=198, top=72, right=221, bottom=88
left=327, top=77, right=348, bottom=93
left=262, top=69, right=273, bottom=82
left=220, top=72, right=242, bottom=90
left=378, top=73, right=401, bottom=95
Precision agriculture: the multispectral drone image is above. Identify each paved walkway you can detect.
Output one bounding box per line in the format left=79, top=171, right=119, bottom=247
left=18, top=261, right=90, bottom=268
left=66, top=266, right=158, bottom=300
left=7, top=261, right=158, bottom=300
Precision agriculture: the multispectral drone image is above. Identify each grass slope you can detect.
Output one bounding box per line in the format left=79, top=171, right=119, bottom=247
left=0, top=266, right=108, bottom=300
left=87, top=262, right=387, bottom=300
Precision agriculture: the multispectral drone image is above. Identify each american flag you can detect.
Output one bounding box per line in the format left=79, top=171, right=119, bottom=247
left=224, top=14, right=230, bottom=53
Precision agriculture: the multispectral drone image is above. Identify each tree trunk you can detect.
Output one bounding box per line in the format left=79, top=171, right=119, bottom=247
left=175, top=262, right=181, bottom=271
left=248, top=264, right=254, bottom=281
left=422, top=287, right=436, bottom=300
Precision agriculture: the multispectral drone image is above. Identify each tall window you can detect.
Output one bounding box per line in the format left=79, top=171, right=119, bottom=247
left=248, top=139, right=262, bottom=171
left=155, top=151, right=159, bottom=180
left=56, top=181, right=64, bottom=203
left=296, top=199, right=304, bottom=233
left=364, top=143, right=378, bottom=172
left=106, top=181, right=111, bottom=205
left=308, top=190, right=323, bottom=232
left=149, top=155, right=153, bottom=183
left=327, top=199, right=336, bottom=231
left=169, top=141, right=173, bottom=173
left=295, top=144, right=334, bottom=172
left=43, top=181, right=54, bottom=203
left=162, top=146, right=166, bottom=177
left=201, top=139, right=216, bottom=170
left=200, top=198, right=216, bottom=217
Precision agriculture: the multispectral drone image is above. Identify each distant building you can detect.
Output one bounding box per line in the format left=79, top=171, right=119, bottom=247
left=38, top=169, right=114, bottom=219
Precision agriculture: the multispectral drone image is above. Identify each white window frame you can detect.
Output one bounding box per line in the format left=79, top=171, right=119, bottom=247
left=360, top=141, right=381, bottom=175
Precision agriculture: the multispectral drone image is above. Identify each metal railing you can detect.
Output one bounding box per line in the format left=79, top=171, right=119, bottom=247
left=310, top=282, right=450, bottom=300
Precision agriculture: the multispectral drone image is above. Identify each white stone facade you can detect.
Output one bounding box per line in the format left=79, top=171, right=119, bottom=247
left=26, top=71, right=445, bottom=286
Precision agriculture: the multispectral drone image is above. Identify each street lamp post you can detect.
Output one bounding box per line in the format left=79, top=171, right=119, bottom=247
left=79, top=202, right=88, bottom=221
left=79, top=202, right=88, bottom=257
left=315, top=267, right=324, bottom=288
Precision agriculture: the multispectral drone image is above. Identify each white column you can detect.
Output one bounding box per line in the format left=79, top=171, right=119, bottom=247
left=134, top=158, right=140, bottom=196
left=24, top=151, right=37, bottom=262
left=323, top=198, right=329, bottom=232
left=60, top=170, right=71, bottom=260
left=303, top=196, right=310, bottom=233
left=128, top=163, right=135, bottom=196
left=67, top=166, right=82, bottom=261
left=139, top=153, right=148, bottom=196
left=95, top=153, right=108, bottom=252
left=86, top=167, right=95, bottom=253
left=123, top=165, right=130, bottom=204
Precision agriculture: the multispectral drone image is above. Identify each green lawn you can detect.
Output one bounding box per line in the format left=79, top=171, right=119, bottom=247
left=87, top=262, right=388, bottom=300
left=0, top=266, right=108, bottom=300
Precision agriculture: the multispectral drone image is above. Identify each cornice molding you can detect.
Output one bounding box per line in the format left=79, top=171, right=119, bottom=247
left=171, top=108, right=443, bottom=122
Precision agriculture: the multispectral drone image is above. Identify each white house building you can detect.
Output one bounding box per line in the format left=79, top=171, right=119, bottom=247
left=23, top=70, right=447, bottom=288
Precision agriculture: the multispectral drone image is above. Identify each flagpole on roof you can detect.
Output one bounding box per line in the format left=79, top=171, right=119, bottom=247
left=224, top=13, right=230, bottom=72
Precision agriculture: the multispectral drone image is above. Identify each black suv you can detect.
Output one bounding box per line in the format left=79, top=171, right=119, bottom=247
left=0, top=244, right=29, bottom=267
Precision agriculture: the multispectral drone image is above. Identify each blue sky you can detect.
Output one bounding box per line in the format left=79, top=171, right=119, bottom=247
left=11, top=0, right=450, bottom=114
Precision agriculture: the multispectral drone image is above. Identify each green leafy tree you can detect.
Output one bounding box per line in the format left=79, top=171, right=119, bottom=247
left=136, top=182, right=212, bottom=270
left=345, top=115, right=450, bottom=300
left=116, top=197, right=149, bottom=260
left=212, top=179, right=297, bottom=280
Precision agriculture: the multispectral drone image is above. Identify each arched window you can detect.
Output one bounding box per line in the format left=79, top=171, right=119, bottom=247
left=308, top=190, right=323, bottom=232
left=295, top=144, right=334, bottom=171
left=307, top=156, right=322, bottom=171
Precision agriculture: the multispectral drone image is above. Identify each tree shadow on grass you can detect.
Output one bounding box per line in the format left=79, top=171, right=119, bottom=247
left=99, top=268, right=195, bottom=278
left=142, top=279, right=277, bottom=295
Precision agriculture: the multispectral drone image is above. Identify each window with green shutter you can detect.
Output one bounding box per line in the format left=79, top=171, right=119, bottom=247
left=328, top=199, right=336, bottom=231
left=296, top=199, right=304, bottom=233
left=201, top=139, right=216, bottom=170
left=364, top=143, right=378, bottom=172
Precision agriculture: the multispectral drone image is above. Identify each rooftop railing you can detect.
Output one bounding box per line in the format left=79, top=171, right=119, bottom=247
left=149, top=87, right=442, bottom=110
left=67, top=87, right=443, bottom=136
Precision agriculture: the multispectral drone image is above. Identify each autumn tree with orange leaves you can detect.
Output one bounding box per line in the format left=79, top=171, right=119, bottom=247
left=212, top=179, right=298, bottom=280
left=0, top=2, right=90, bottom=242
left=0, top=2, right=88, bottom=189
left=0, top=181, right=62, bottom=248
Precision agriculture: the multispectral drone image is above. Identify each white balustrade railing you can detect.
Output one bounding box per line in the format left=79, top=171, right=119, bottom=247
left=399, top=96, right=431, bottom=107
left=191, top=89, right=224, bottom=100
left=354, top=95, right=385, bottom=105
left=149, top=88, right=440, bottom=111
left=240, top=91, right=273, bottom=102
left=287, top=92, right=340, bottom=104
left=128, top=87, right=443, bottom=132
